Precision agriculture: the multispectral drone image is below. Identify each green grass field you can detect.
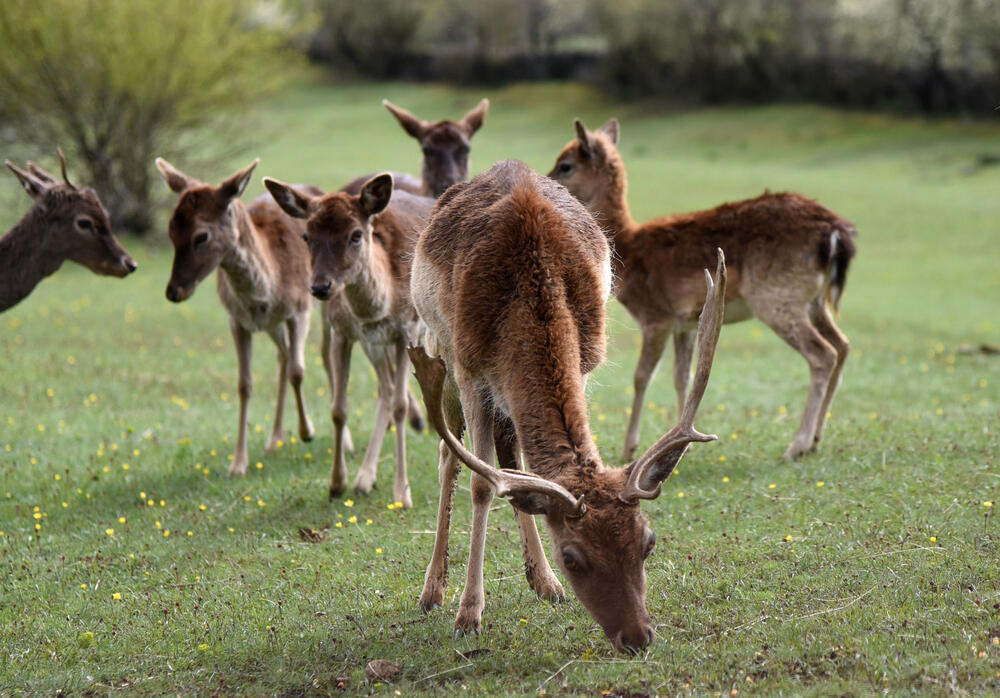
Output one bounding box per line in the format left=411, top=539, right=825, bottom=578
left=2, top=79, right=999, bottom=696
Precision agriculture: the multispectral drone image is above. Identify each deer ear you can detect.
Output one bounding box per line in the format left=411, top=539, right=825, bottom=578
left=383, top=100, right=427, bottom=140
left=460, top=98, right=489, bottom=136
left=599, top=118, right=620, bottom=145
left=508, top=492, right=552, bottom=516
left=6, top=161, right=50, bottom=200
left=574, top=119, right=594, bottom=158
left=26, top=161, right=58, bottom=185
left=263, top=177, right=314, bottom=219
left=155, top=157, right=194, bottom=193
left=217, top=159, right=258, bottom=202
left=360, top=173, right=393, bottom=216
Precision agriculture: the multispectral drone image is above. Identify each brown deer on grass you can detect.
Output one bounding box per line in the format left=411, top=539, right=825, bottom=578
left=549, top=119, right=856, bottom=460
left=264, top=174, right=434, bottom=508
left=155, top=158, right=315, bottom=476
left=340, top=99, right=489, bottom=198
left=2, top=151, right=136, bottom=312
left=323, top=99, right=490, bottom=476
left=408, top=160, right=726, bottom=652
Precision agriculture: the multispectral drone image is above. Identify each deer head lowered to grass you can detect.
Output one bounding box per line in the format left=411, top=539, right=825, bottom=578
left=263, top=173, right=435, bottom=508
left=549, top=118, right=856, bottom=460
left=408, top=159, right=726, bottom=653
left=155, top=157, right=316, bottom=476
left=2, top=150, right=136, bottom=312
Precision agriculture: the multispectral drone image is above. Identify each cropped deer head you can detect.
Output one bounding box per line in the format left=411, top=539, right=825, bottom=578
left=155, top=158, right=258, bottom=302
left=547, top=118, right=621, bottom=208
left=410, top=250, right=727, bottom=653
left=264, top=173, right=393, bottom=300
left=383, top=99, right=488, bottom=197
left=6, top=151, right=136, bottom=278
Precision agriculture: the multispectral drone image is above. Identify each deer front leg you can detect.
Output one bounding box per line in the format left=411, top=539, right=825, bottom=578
left=286, top=313, right=315, bottom=443
left=673, top=328, right=696, bottom=416
left=390, top=340, right=413, bottom=509
left=321, top=313, right=354, bottom=453
left=623, top=324, right=670, bottom=462
left=229, top=322, right=253, bottom=477
left=352, top=350, right=393, bottom=494
left=419, top=380, right=465, bottom=612
left=454, top=387, right=495, bottom=637
left=495, top=423, right=564, bottom=603
left=265, top=323, right=290, bottom=453
left=328, top=331, right=353, bottom=498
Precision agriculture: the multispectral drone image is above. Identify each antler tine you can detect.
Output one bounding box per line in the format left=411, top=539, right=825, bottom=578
left=56, top=148, right=76, bottom=190
left=407, top=345, right=585, bottom=516
left=620, top=248, right=727, bottom=502
left=26, top=161, right=58, bottom=185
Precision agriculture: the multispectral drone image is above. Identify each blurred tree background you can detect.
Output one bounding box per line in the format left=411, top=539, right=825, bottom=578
left=2, top=0, right=998, bottom=233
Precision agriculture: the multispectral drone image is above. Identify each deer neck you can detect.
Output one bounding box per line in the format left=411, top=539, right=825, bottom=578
left=344, top=243, right=391, bottom=322
left=589, top=166, right=637, bottom=244
left=0, top=210, right=65, bottom=311
left=218, top=201, right=276, bottom=301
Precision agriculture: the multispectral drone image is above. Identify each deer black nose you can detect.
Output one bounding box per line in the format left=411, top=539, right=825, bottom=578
left=124, top=258, right=138, bottom=273
left=615, top=625, right=655, bottom=654
left=311, top=281, right=332, bottom=299
left=166, top=285, right=180, bottom=303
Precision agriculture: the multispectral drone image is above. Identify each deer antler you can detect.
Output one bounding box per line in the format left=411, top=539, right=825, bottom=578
left=407, top=345, right=586, bottom=516
left=56, top=148, right=76, bottom=190
left=26, top=161, right=58, bottom=185
left=620, top=248, right=727, bottom=502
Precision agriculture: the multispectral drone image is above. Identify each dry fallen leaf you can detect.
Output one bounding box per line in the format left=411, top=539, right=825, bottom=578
left=366, top=659, right=402, bottom=682
left=298, top=527, right=325, bottom=543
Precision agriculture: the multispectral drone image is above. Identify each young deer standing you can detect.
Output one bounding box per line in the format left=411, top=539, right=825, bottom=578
left=264, top=174, right=434, bottom=508
left=325, top=98, right=490, bottom=473
left=2, top=152, right=136, bottom=312
left=550, top=120, right=856, bottom=460
left=156, top=158, right=315, bottom=475
left=409, top=160, right=726, bottom=653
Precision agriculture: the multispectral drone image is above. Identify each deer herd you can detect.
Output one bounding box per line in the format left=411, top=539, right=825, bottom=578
left=3, top=99, right=856, bottom=653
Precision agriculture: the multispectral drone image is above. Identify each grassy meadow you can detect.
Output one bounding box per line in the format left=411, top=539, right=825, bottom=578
left=1, top=78, right=999, bottom=695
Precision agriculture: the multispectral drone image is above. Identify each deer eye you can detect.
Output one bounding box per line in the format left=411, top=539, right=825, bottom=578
left=75, top=217, right=95, bottom=233
left=193, top=232, right=209, bottom=247
left=350, top=228, right=363, bottom=244
left=557, top=161, right=573, bottom=175
left=561, top=545, right=588, bottom=573
left=301, top=233, right=309, bottom=242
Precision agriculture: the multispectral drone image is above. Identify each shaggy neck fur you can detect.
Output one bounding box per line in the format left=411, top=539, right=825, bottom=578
left=343, top=241, right=392, bottom=323
left=218, top=200, right=276, bottom=301
left=0, top=208, right=64, bottom=312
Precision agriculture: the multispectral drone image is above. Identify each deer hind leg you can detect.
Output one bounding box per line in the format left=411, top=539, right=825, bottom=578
left=229, top=322, right=253, bottom=477
left=623, top=324, right=671, bottom=462
left=419, top=379, right=464, bottom=612
left=809, top=299, right=850, bottom=447
left=494, top=419, right=565, bottom=603
left=454, top=381, right=495, bottom=637
left=321, top=315, right=353, bottom=453
left=352, top=349, right=393, bottom=494
left=755, top=303, right=837, bottom=460
left=390, top=340, right=413, bottom=509
left=286, top=314, right=314, bottom=443
left=328, top=331, right=353, bottom=499
left=673, top=328, right=696, bottom=417
left=264, top=323, right=290, bottom=453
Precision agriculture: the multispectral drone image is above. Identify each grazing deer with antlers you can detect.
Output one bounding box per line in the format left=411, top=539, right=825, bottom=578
left=550, top=119, right=856, bottom=460
left=408, top=159, right=726, bottom=652
left=155, top=158, right=315, bottom=476
left=2, top=151, right=136, bottom=312
left=340, top=98, right=489, bottom=199
left=264, top=174, right=434, bottom=508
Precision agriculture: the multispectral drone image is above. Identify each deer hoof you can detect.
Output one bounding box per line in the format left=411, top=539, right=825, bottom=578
left=353, top=470, right=376, bottom=494
left=394, top=486, right=413, bottom=510
left=329, top=482, right=347, bottom=500
left=535, top=578, right=566, bottom=603
left=299, top=418, right=315, bottom=442
left=418, top=587, right=444, bottom=613
left=228, top=460, right=248, bottom=477
left=264, top=431, right=285, bottom=453
left=453, top=607, right=483, bottom=637
left=783, top=439, right=812, bottom=460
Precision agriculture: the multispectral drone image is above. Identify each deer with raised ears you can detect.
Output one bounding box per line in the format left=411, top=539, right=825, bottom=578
left=407, top=159, right=726, bottom=653
left=2, top=151, right=136, bottom=312
left=155, top=157, right=316, bottom=476
left=340, top=98, right=489, bottom=199
left=549, top=119, right=856, bottom=460
left=263, top=173, right=434, bottom=508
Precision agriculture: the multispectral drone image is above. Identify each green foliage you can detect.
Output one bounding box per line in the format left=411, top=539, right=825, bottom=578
left=1, top=80, right=999, bottom=694
left=0, top=0, right=305, bottom=233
